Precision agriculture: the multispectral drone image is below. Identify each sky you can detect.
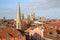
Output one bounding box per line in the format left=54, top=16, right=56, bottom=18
left=0, top=0, right=60, bottom=19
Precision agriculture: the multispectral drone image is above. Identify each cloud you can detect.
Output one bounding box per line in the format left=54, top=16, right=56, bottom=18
left=0, top=0, right=60, bottom=19
left=20, top=0, right=60, bottom=19
left=45, top=0, right=60, bottom=8
left=21, top=0, right=60, bottom=10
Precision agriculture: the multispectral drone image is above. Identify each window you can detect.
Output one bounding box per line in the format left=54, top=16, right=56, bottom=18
left=48, top=32, right=54, bottom=36
left=57, top=34, right=60, bottom=37
left=49, top=32, right=52, bottom=35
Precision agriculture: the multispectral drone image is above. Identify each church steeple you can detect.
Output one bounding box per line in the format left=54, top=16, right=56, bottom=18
left=16, top=1, right=22, bottom=29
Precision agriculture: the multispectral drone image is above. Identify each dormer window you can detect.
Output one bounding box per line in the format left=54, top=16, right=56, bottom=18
left=48, top=26, right=53, bottom=30
left=49, top=32, right=52, bottom=35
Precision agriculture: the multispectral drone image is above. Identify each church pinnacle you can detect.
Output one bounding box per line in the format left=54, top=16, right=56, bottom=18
left=16, top=1, right=22, bottom=29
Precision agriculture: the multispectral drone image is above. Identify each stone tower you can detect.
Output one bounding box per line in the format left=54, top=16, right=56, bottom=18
left=16, top=2, right=22, bottom=29
left=21, top=13, right=24, bottom=20
left=30, top=12, right=35, bottom=21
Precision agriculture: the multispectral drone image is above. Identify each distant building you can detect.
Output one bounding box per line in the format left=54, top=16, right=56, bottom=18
left=3, top=16, right=6, bottom=20
left=30, top=12, right=35, bottom=21
left=26, top=21, right=44, bottom=40
left=21, top=13, right=24, bottom=20
left=38, top=17, right=46, bottom=21
left=43, top=21, right=60, bottom=40
left=24, top=15, right=31, bottom=24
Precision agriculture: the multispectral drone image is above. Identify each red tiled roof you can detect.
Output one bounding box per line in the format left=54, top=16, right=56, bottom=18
left=53, top=37, right=60, bottom=40
left=0, top=28, right=21, bottom=38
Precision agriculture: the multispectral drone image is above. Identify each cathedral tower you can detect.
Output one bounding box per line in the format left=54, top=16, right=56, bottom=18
left=30, top=12, right=35, bottom=21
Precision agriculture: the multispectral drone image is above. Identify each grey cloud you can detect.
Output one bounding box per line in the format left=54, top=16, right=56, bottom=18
left=21, top=0, right=60, bottom=10
left=45, top=0, right=60, bottom=8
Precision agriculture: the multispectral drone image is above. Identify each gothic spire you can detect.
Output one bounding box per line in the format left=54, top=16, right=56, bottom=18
left=16, top=1, right=22, bottom=29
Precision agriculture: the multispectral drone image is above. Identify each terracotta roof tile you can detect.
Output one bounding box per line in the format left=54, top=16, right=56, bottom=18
left=0, top=28, right=21, bottom=38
